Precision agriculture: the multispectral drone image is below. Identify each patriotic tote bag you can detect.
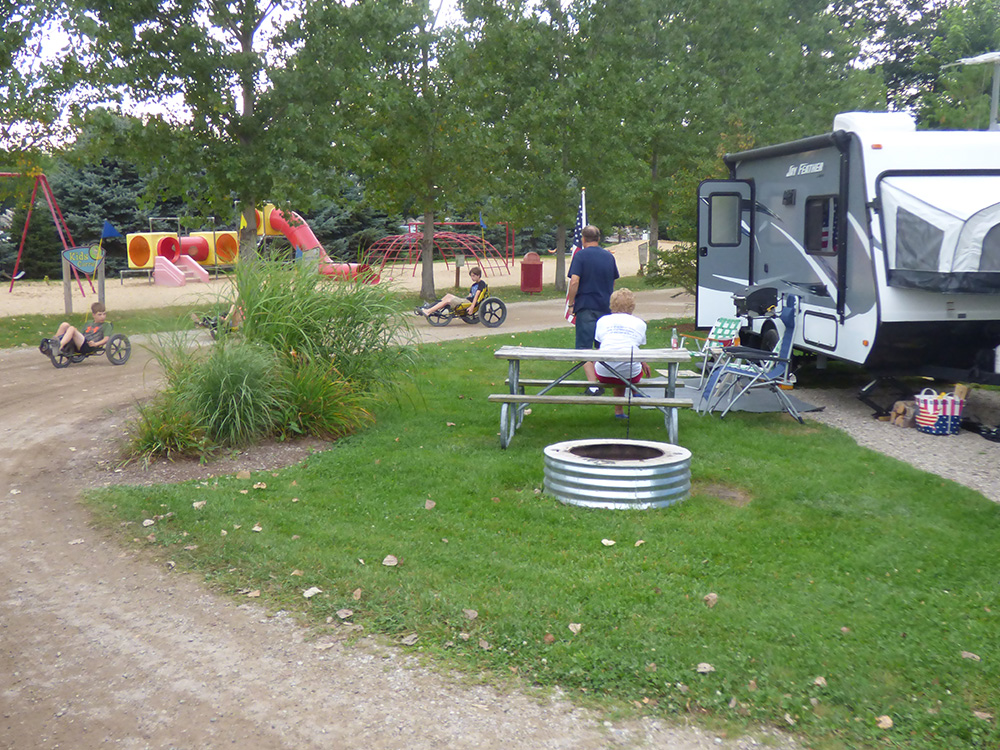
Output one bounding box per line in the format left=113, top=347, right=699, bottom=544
left=914, top=388, right=965, bottom=436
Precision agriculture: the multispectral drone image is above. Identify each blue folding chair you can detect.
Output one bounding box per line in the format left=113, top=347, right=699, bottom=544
left=696, top=296, right=802, bottom=422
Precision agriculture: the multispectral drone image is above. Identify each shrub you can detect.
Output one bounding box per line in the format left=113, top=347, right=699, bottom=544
left=182, top=340, right=287, bottom=447
left=126, top=392, right=210, bottom=463
left=125, top=260, right=411, bottom=460
left=234, top=259, right=415, bottom=393
left=644, top=242, right=697, bottom=294
left=281, top=360, right=373, bottom=439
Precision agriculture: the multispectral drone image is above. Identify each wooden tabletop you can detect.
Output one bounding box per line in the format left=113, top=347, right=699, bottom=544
left=493, top=345, right=690, bottom=363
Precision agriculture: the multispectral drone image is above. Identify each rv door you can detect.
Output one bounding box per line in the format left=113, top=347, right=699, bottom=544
left=696, top=180, right=754, bottom=328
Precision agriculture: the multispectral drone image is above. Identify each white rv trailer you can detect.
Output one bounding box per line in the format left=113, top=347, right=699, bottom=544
left=696, top=111, right=1000, bottom=383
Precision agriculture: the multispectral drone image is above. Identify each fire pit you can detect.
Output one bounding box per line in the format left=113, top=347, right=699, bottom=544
left=543, top=439, right=691, bottom=510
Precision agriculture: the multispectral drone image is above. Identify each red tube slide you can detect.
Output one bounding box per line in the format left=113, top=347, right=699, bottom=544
left=266, top=207, right=376, bottom=281
left=180, top=235, right=210, bottom=262
left=156, top=235, right=181, bottom=263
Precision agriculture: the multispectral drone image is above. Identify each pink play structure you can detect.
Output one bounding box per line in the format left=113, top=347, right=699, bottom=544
left=137, top=206, right=378, bottom=286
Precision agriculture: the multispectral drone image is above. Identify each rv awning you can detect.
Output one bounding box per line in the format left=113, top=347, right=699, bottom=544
left=880, top=174, right=1000, bottom=292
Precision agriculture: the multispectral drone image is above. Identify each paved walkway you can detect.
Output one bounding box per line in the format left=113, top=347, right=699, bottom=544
left=415, top=287, right=694, bottom=344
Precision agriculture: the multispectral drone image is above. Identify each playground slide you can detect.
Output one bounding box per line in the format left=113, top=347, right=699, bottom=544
left=265, top=207, right=374, bottom=281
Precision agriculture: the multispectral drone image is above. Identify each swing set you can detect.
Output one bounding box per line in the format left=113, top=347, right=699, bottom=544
left=2, top=170, right=103, bottom=314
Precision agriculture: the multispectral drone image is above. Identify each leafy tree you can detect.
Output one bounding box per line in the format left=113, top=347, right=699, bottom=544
left=453, top=0, right=619, bottom=292
left=831, top=0, right=949, bottom=110
left=916, top=0, right=1000, bottom=129
left=64, top=0, right=408, bottom=257
left=1, top=1, right=82, bottom=162
left=585, top=0, right=882, bottom=251
left=585, top=0, right=712, bottom=253
left=309, top=0, right=488, bottom=299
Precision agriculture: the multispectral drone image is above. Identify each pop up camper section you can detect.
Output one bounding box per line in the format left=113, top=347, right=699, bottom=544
left=697, top=112, right=1000, bottom=385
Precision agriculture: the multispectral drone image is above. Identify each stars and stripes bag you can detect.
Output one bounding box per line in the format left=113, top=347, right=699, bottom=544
left=914, top=388, right=965, bottom=436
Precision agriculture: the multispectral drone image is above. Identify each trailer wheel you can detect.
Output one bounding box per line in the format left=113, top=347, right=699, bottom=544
left=760, top=326, right=780, bottom=352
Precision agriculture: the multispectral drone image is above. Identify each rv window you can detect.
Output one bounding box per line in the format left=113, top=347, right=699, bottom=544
left=804, top=197, right=837, bottom=255
left=708, top=193, right=741, bottom=246
left=896, top=207, right=943, bottom=271
left=981, top=224, right=1000, bottom=272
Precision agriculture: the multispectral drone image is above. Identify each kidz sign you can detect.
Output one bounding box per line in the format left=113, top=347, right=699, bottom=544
left=62, top=245, right=105, bottom=275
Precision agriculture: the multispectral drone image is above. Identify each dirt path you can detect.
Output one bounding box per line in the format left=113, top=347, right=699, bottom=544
left=0, top=289, right=799, bottom=750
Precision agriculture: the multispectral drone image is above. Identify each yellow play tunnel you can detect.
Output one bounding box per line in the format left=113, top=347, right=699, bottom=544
left=188, top=231, right=240, bottom=265
left=127, top=232, right=180, bottom=269
left=263, top=204, right=284, bottom=236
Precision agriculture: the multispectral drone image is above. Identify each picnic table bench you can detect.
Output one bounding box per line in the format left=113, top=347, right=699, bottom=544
left=489, top=345, right=692, bottom=448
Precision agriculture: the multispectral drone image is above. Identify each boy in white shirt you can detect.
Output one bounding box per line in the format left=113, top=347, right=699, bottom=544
left=583, top=288, right=651, bottom=419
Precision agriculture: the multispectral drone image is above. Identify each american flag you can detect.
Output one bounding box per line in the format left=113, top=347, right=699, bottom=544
left=565, top=188, right=586, bottom=323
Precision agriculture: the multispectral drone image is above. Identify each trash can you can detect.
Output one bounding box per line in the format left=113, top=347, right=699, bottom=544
left=521, top=251, right=543, bottom=293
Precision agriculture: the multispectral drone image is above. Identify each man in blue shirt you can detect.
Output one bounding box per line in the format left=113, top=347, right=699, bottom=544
left=566, top=225, right=618, bottom=349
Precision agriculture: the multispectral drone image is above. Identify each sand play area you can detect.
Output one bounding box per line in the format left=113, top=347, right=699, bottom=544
left=1, top=240, right=654, bottom=317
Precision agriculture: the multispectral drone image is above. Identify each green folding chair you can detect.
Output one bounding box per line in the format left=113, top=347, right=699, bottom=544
left=680, top=316, right=743, bottom=388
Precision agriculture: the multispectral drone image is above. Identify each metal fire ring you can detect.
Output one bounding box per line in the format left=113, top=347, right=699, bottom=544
left=543, top=438, right=691, bottom=510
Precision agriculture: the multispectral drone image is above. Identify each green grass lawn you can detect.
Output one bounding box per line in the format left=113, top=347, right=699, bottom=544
left=83, top=321, right=999, bottom=750
left=0, top=273, right=655, bottom=350
left=0, top=304, right=211, bottom=349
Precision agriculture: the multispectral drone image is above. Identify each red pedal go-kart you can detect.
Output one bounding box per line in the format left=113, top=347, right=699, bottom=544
left=39, top=332, right=132, bottom=369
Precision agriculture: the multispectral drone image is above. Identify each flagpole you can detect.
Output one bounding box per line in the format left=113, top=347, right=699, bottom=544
left=564, top=187, right=587, bottom=324
left=479, top=210, right=488, bottom=279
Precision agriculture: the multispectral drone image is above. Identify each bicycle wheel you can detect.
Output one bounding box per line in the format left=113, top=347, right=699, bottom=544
left=106, top=334, right=132, bottom=365
left=479, top=298, right=507, bottom=328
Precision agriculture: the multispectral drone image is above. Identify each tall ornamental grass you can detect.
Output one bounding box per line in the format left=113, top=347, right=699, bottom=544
left=126, top=259, right=407, bottom=460
left=185, top=340, right=286, bottom=447
left=234, top=259, right=415, bottom=392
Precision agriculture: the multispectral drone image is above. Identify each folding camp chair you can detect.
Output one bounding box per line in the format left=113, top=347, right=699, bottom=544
left=696, top=296, right=803, bottom=422
left=680, top=316, right=743, bottom=388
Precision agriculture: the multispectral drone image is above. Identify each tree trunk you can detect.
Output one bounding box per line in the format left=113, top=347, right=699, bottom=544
left=420, top=204, right=436, bottom=301
left=240, top=203, right=258, bottom=260
left=554, top=224, right=567, bottom=292
left=648, top=151, right=659, bottom=257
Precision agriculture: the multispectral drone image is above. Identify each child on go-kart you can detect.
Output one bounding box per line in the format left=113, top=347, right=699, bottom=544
left=191, top=301, right=244, bottom=337
left=50, top=302, right=110, bottom=358
left=415, top=266, right=485, bottom=318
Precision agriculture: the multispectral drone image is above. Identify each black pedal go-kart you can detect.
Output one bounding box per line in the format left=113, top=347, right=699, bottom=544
left=39, top=333, right=132, bottom=368
left=414, top=289, right=507, bottom=329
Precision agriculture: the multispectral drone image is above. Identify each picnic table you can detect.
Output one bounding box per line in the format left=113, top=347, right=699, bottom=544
left=489, top=345, right=693, bottom=448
